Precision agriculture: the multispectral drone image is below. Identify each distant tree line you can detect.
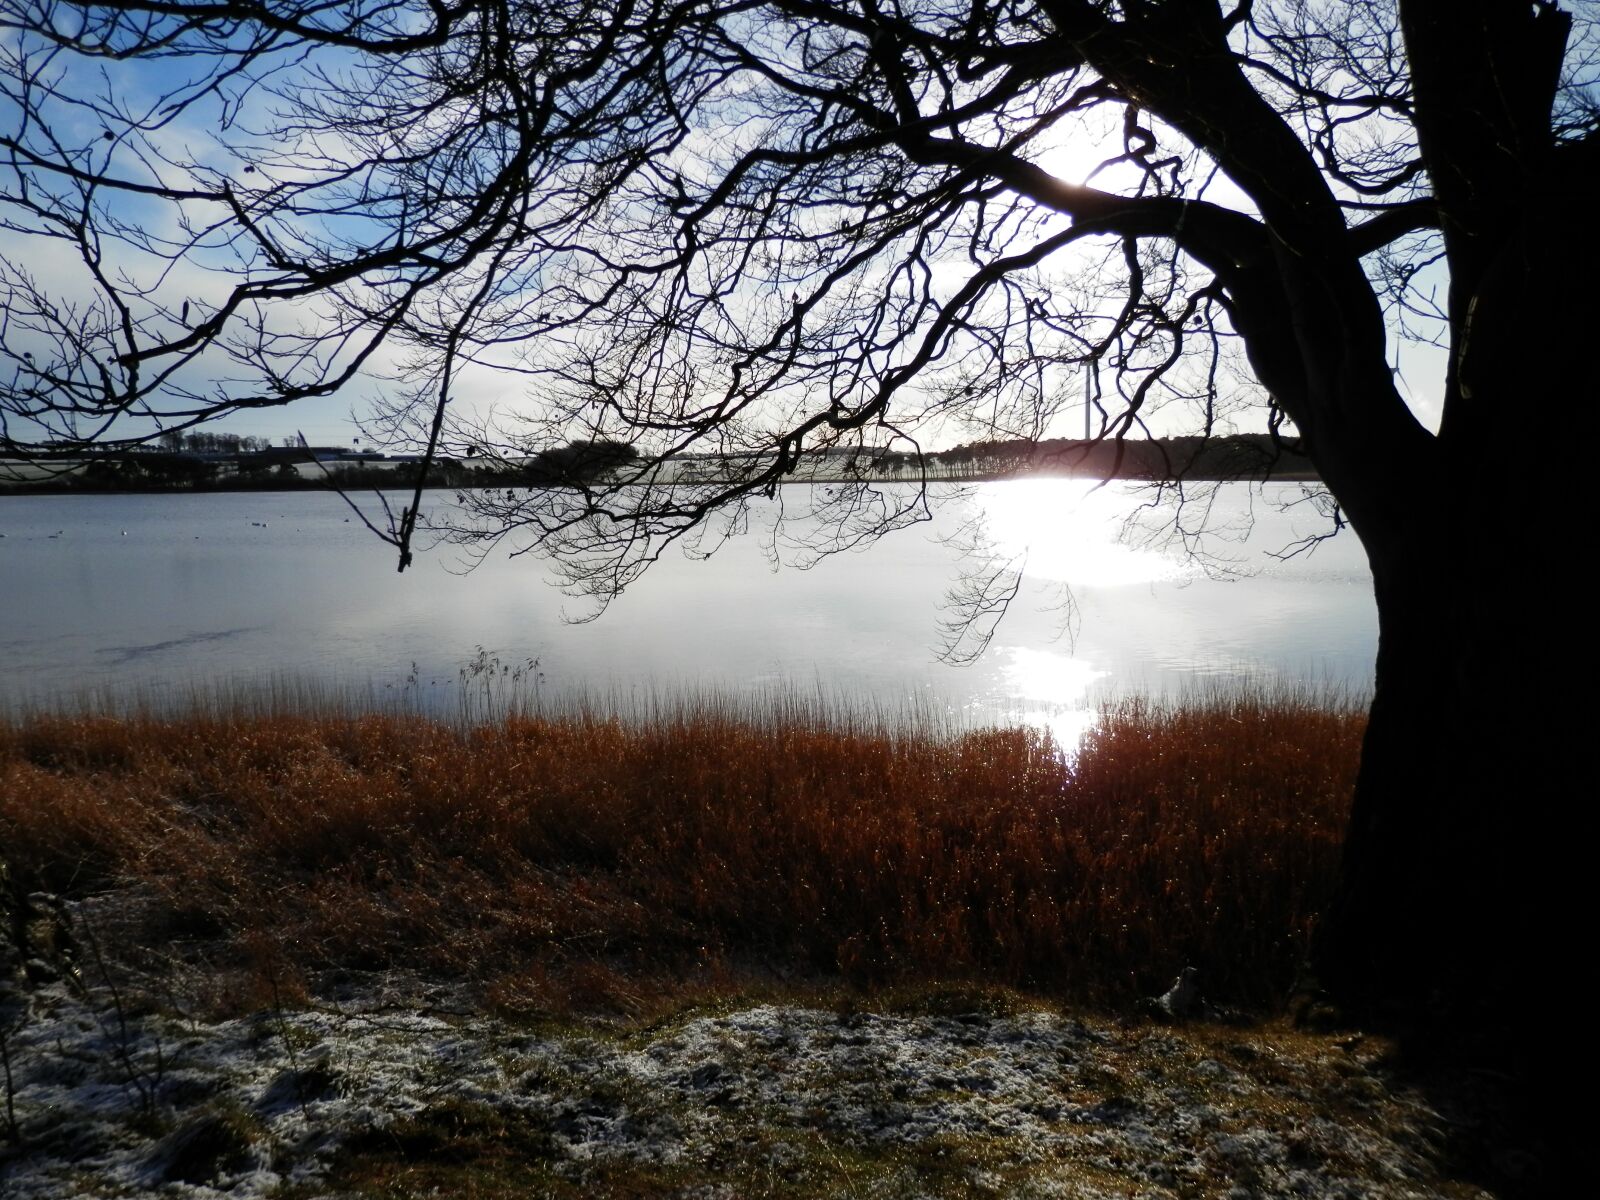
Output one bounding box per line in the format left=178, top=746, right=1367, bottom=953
left=668, top=434, right=1317, bottom=485
left=155, top=430, right=277, bottom=455
left=9, top=432, right=1312, bottom=492
left=931, top=433, right=1318, bottom=482
left=517, top=438, right=639, bottom=484
left=4, top=437, right=642, bottom=493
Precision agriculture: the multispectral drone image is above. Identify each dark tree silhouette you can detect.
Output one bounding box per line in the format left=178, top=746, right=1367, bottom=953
left=2, top=0, right=1595, bottom=1050
left=526, top=437, right=640, bottom=484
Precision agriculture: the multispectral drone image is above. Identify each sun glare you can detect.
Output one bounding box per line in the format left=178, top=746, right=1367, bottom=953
left=972, top=479, right=1185, bottom=588
left=1031, top=107, right=1130, bottom=188
left=970, top=646, right=1107, bottom=754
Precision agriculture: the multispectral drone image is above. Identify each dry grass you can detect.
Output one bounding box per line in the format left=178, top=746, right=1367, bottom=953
left=0, top=691, right=1363, bottom=1012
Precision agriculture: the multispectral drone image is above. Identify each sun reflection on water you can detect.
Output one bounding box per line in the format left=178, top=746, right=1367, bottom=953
left=972, top=645, right=1108, bottom=756
left=970, top=479, right=1186, bottom=587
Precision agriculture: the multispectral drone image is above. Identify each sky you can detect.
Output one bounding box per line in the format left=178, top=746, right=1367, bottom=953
left=232, top=336, right=1442, bottom=450
left=1, top=2, right=1481, bottom=457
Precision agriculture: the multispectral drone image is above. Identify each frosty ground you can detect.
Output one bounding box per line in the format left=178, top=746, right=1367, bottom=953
left=2, top=959, right=1490, bottom=1199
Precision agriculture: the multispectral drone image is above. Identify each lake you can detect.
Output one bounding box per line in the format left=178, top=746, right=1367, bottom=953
left=0, top=480, right=1376, bottom=738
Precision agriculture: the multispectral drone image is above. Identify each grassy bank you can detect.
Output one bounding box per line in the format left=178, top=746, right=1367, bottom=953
left=0, top=692, right=1363, bottom=1016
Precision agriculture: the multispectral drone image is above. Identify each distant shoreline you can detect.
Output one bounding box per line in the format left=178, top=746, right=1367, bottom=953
left=0, top=474, right=1322, bottom=498
left=0, top=434, right=1322, bottom=495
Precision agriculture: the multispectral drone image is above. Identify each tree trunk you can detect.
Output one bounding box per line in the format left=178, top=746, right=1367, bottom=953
left=1311, top=470, right=1582, bottom=1196
left=1316, top=471, right=1579, bottom=1053
left=1314, top=132, right=1594, bottom=1045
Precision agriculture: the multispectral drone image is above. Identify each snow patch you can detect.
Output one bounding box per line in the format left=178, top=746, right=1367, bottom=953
left=0, top=988, right=1487, bottom=1198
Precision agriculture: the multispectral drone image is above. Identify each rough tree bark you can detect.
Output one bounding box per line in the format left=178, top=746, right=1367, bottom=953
left=1312, top=2, right=1593, bottom=1051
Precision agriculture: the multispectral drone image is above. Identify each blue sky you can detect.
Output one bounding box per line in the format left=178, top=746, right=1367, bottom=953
left=7, top=2, right=1547, bottom=456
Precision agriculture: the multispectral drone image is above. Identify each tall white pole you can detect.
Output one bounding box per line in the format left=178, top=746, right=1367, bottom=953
left=1083, top=363, right=1092, bottom=440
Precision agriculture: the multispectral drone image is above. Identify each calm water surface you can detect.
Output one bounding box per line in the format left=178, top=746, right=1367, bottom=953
left=0, top=481, right=1376, bottom=737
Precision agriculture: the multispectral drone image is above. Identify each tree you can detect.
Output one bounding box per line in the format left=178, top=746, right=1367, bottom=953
left=526, top=438, right=641, bottom=484
left=2, top=0, right=1595, bottom=1047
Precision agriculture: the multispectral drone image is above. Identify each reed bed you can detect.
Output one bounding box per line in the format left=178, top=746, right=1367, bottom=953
left=0, top=689, right=1364, bottom=1013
